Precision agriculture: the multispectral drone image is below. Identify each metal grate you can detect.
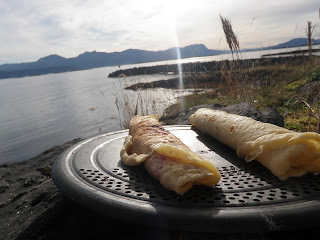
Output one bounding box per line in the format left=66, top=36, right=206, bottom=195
left=77, top=162, right=320, bottom=207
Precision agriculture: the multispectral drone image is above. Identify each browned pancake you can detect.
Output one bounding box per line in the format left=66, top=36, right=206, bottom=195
left=120, top=115, right=220, bottom=195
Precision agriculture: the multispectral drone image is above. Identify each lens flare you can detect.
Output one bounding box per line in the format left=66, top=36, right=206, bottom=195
left=175, top=44, right=185, bottom=112
left=167, top=10, right=185, bottom=113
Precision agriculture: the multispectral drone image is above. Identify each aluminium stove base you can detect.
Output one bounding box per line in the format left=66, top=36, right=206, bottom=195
left=52, top=125, right=320, bottom=233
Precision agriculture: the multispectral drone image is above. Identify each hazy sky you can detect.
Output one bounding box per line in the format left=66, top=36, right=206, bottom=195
left=0, top=0, right=319, bottom=64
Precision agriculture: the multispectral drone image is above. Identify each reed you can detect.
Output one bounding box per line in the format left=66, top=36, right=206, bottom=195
left=219, top=14, right=256, bottom=105
left=219, top=15, right=241, bottom=61
left=112, top=77, right=170, bottom=129
left=301, top=21, right=320, bottom=132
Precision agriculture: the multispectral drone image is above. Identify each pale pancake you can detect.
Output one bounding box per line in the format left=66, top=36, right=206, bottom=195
left=189, top=108, right=320, bottom=180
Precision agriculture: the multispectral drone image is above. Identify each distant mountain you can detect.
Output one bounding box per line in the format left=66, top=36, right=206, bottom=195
left=0, top=38, right=319, bottom=79
left=244, top=38, right=320, bottom=51
left=268, top=38, right=320, bottom=49
left=0, top=44, right=226, bottom=79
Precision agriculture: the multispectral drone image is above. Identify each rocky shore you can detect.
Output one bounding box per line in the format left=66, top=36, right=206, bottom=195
left=0, top=103, right=318, bottom=239
left=108, top=56, right=310, bottom=78
left=261, top=48, right=320, bottom=57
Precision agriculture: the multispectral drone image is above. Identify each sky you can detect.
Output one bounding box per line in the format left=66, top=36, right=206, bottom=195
left=0, top=0, right=319, bottom=64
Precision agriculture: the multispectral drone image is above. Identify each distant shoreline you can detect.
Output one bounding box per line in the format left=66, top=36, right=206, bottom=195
left=110, top=55, right=314, bottom=87
left=261, top=48, right=320, bottom=57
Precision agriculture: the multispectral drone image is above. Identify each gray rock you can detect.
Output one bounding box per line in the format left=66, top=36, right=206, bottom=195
left=260, top=107, right=284, bottom=127
left=221, top=102, right=265, bottom=121
left=162, top=102, right=284, bottom=127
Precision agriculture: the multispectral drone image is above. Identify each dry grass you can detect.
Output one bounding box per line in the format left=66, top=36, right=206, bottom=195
left=219, top=15, right=241, bottom=60
left=112, top=77, right=173, bottom=129
left=302, top=20, right=320, bottom=132
left=219, top=14, right=256, bottom=105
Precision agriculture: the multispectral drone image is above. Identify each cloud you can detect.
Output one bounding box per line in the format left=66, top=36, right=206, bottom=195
left=0, top=0, right=319, bottom=64
left=208, top=0, right=320, bottom=49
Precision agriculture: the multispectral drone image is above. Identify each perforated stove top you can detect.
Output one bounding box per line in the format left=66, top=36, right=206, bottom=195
left=52, top=125, right=320, bottom=233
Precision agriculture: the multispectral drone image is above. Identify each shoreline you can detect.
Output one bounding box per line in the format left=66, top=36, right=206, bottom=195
left=261, top=48, right=320, bottom=57
left=0, top=138, right=82, bottom=239
left=108, top=55, right=311, bottom=79
left=113, top=55, right=314, bottom=92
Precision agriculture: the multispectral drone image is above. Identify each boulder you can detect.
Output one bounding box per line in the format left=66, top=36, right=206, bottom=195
left=161, top=102, right=284, bottom=127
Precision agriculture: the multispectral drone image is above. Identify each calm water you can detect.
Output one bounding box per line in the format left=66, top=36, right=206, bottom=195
left=0, top=46, right=318, bottom=164
left=0, top=66, right=182, bottom=164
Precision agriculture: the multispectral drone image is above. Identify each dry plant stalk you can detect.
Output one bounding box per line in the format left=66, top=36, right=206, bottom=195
left=219, top=14, right=255, bottom=105
left=306, top=21, right=313, bottom=130
left=219, top=14, right=241, bottom=61
left=304, top=21, right=319, bottom=132
left=306, top=21, right=313, bottom=61
left=300, top=100, right=320, bottom=133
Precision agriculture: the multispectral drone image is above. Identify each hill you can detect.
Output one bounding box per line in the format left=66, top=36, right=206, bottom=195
left=0, top=38, right=319, bottom=79
left=268, top=38, right=320, bottom=49
left=244, top=38, right=320, bottom=52
left=0, top=44, right=226, bottom=79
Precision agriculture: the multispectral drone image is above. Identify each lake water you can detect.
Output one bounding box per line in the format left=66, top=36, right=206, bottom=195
left=0, top=45, right=319, bottom=164
left=0, top=67, right=184, bottom=164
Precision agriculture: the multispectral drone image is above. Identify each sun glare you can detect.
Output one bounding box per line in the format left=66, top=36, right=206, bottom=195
left=163, top=2, right=186, bottom=111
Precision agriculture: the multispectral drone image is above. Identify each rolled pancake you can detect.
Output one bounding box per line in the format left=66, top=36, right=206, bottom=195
left=120, top=115, right=220, bottom=195
left=189, top=108, right=320, bottom=180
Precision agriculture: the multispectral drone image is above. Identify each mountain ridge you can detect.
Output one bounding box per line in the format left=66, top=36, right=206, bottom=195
left=0, top=38, right=319, bottom=79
